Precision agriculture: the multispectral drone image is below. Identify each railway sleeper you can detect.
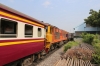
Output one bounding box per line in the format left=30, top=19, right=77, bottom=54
left=54, top=58, right=93, bottom=66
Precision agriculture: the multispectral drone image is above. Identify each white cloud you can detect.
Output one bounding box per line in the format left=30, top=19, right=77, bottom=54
left=43, top=1, right=51, bottom=8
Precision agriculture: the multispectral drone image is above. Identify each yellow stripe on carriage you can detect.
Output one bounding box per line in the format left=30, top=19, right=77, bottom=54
left=0, top=40, right=44, bottom=46
left=0, top=11, right=44, bottom=27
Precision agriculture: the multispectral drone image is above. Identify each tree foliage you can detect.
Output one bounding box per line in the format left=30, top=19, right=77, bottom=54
left=84, top=9, right=100, bottom=27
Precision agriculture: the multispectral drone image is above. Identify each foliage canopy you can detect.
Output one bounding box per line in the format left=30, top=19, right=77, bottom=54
left=84, top=9, right=100, bottom=27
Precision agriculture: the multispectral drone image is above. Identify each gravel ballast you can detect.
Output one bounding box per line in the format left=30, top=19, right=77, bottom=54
left=36, top=46, right=64, bottom=66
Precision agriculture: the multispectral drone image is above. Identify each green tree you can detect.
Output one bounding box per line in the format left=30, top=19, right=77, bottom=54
left=84, top=9, right=100, bottom=27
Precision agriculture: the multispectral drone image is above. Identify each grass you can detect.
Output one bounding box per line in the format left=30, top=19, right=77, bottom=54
left=64, top=41, right=79, bottom=52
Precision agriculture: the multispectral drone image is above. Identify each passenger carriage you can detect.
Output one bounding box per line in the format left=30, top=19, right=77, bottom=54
left=0, top=4, right=46, bottom=66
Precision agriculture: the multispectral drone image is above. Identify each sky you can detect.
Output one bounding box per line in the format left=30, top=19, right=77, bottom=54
left=0, top=0, right=100, bottom=32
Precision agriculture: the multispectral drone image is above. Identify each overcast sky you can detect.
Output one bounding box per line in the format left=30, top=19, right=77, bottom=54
left=0, top=0, right=100, bottom=32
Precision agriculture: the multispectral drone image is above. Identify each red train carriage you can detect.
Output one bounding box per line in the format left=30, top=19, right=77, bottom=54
left=0, top=4, right=46, bottom=66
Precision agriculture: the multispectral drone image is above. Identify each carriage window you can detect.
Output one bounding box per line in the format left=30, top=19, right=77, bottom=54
left=55, top=32, right=60, bottom=39
left=38, top=28, right=42, bottom=37
left=0, top=18, right=17, bottom=38
left=25, top=24, right=33, bottom=37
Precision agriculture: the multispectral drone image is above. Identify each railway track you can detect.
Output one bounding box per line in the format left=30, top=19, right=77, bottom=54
left=32, top=44, right=65, bottom=66
left=54, top=57, right=93, bottom=66
left=53, top=43, right=94, bottom=66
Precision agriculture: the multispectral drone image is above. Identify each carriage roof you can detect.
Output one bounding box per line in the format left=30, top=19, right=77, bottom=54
left=0, top=3, right=47, bottom=26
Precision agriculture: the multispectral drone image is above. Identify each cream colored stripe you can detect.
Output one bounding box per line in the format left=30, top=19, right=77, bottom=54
left=0, top=11, right=44, bottom=27
left=0, top=40, right=44, bottom=46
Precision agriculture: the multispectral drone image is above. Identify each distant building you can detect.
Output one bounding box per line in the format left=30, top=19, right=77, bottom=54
left=73, top=22, right=100, bottom=37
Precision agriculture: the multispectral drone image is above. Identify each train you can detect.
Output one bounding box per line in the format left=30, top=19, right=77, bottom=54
left=68, top=33, right=74, bottom=41
left=0, top=4, right=68, bottom=66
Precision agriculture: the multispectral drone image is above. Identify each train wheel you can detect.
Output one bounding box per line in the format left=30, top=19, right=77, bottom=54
left=57, top=43, right=60, bottom=48
left=50, top=45, right=54, bottom=51
left=54, top=44, right=57, bottom=49
left=32, top=55, right=35, bottom=62
left=38, top=53, right=41, bottom=59
left=21, top=57, right=33, bottom=66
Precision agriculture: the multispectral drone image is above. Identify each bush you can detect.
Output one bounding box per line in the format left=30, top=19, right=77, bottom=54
left=92, top=39, right=99, bottom=44
left=81, top=33, right=94, bottom=44
left=90, top=34, right=100, bottom=64
left=64, top=41, right=79, bottom=52
left=81, top=33, right=100, bottom=64
left=81, top=32, right=87, bottom=38
left=92, top=43, right=100, bottom=64
left=92, top=54, right=100, bottom=64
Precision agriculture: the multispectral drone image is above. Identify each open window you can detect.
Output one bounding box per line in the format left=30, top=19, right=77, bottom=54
left=0, top=18, right=17, bottom=38
left=38, top=28, right=42, bottom=37
left=25, top=24, right=33, bottom=37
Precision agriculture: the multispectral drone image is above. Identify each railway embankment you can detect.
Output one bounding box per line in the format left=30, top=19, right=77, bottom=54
left=54, top=33, right=100, bottom=66
left=54, top=42, right=94, bottom=66
left=33, top=33, right=100, bottom=66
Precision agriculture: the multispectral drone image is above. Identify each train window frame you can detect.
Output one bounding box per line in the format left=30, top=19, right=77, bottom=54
left=38, top=28, right=42, bottom=37
left=25, top=24, right=33, bottom=37
left=55, top=32, right=60, bottom=39
left=0, top=18, right=17, bottom=38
